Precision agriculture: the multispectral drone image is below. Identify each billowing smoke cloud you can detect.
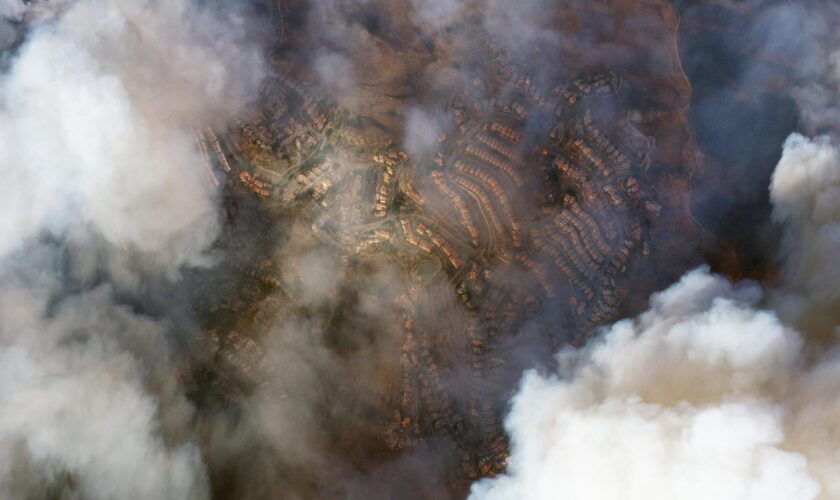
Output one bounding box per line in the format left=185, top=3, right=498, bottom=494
left=783, top=2, right=840, bottom=138
left=0, top=0, right=26, bottom=20
left=403, top=107, right=442, bottom=158
left=0, top=249, right=209, bottom=499
left=0, top=0, right=261, bottom=275
left=0, top=0, right=263, bottom=497
left=469, top=140, right=840, bottom=498
left=0, top=0, right=825, bottom=496
left=676, top=0, right=839, bottom=277
left=465, top=2, right=840, bottom=496
left=469, top=267, right=830, bottom=500
left=772, top=135, right=840, bottom=297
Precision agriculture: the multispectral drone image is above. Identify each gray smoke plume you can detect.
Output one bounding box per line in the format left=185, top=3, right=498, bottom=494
left=0, top=0, right=262, bottom=275
left=0, top=248, right=209, bottom=499
left=0, top=0, right=263, bottom=498
left=469, top=135, right=840, bottom=500
left=3, top=0, right=835, bottom=497
left=469, top=0, right=840, bottom=496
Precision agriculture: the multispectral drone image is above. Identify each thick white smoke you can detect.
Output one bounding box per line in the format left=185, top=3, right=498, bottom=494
left=0, top=0, right=26, bottom=20
left=469, top=133, right=840, bottom=500
left=0, top=254, right=209, bottom=499
left=771, top=134, right=840, bottom=301
left=0, top=0, right=262, bottom=498
left=0, top=0, right=261, bottom=274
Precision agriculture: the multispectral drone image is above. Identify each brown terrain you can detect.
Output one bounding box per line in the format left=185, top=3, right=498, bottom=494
left=174, top=0, right=784, bottom=497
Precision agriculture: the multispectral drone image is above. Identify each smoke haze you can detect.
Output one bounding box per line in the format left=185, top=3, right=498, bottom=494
left=0, top=0, right=262, bottom=497
left=470, top=6, right=840, bottom=492
left=0, top=0, right=262, bottom=272
left=469, top=135, right=840, bottom=500
left=470, top=2, right=840, bottom=500
left=0, top=0, right=838, bottom=498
